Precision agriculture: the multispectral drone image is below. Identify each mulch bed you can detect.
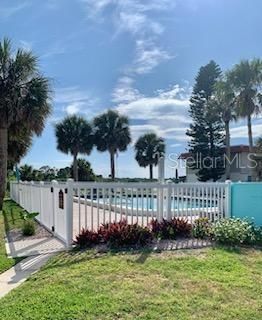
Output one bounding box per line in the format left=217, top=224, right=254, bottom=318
left=7, top=223, right=53, bottom=242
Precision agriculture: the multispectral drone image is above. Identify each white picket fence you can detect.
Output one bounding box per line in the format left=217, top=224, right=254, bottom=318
left=10, top=180, right=230, bottom=247
left=10, top=181, right=70, bottom=245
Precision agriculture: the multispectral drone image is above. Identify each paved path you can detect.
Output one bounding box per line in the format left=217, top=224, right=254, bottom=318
left=0, top=254, right=54, bottom=299
left=1, top=229, right=67, bottom=299
left=5, top=236, right=67, bottom=258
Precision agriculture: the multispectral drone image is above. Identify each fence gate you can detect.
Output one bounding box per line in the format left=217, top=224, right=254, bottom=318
left=52, top=182, right=68, bottom=243
left=10, top=181, right=70, bottom=245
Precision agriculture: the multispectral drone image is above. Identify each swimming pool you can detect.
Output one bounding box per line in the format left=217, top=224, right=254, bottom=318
left=99, top=196, right=216, bottom=211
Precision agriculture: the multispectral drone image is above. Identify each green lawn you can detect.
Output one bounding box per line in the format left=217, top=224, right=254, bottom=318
left=0, top=200, right=25, bottom=273
left=0, top=247, right=261, bottom=319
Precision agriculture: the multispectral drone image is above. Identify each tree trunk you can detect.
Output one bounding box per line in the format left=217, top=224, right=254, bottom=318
left=149, top=164, right=153, bottom=180
left=110, top=151, right=115, bottom=181
left=247, top=114, right=253, bottom=152
left=0, top=127, right=8, bottom=210
left=225, top=121, right=231, bottom=180
left=73, top=153, right=78, bottom=181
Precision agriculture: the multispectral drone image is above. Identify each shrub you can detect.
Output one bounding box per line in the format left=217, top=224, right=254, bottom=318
left=75, top=229, right=100, bottom=248
left=20, top=210, right=39, bottom=221
left=193, top=218, right=211, bottom=239
left=98, top=220, right=152, bottom=248
left=150, top=219, right=175, bottom=239
left=212, top=218, right=257, bottom=245
left=150, top=218, right=191, bottom=239
left=175, top=218, right=192, bottom=237
left=22, top=220, right=35, bottom=236
left=253, top=227, right=262, bottom=246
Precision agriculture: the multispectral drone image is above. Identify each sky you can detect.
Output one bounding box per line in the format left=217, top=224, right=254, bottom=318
left=1, top=0, right=262, bottom=178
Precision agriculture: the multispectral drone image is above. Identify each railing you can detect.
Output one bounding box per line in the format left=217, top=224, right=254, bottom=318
left=10, top=180, right=230, bottom=246
left=71, top=182, right=229, bottom=234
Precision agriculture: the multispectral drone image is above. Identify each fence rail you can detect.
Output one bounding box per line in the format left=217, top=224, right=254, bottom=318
left=10, top=180, right=230, bottom=246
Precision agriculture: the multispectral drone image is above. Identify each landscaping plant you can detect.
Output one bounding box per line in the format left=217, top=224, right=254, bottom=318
left=150, top=218, right=191, bottom=239
left=75, top=228, right=100, bottom=248
left=99, top=220, right=153, bottom=248
left=22, top=220, right=35, bottom=236
left=192, top=218, right=211, bottom=239
left=252, top=226, right=262, bottom=246
left=75, top=220, right=153, bottom=248
left=20, top=210, right=39, bottom=237
left=212, top=218, right=257, bottom=245
left=20, top=210, right=39, bottom=221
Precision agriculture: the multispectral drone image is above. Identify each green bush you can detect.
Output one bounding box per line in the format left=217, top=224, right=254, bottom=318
left=20, top=210, right=39, bottom=221
left=193, top=218, right=211, bottom=239
left=253, top=226, right=262, bottom=246
left=212, top=218, right=257, bottom=245
left=22, top=220, right=35, bottom=236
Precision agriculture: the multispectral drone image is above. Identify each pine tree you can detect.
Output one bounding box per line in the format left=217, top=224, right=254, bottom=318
left=187, top=60, right=225, bottom=181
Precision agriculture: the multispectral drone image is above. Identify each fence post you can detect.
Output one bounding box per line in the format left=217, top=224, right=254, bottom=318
left=17, top=181, right=20, bottom=204
left=51, top=180, right=58, bottom=233
left=158, top=157, right=165, bottom=183
left=166, top=181, right=172, bottom=220
left=225, top=180, right=232, bottom=218
left=66, top=179, right=73, bottom=248
left=39, top=181, right=44, bottom=223
left=30, top=181, right=34, bottom=213
left=158, top=157, right=165, bottom=220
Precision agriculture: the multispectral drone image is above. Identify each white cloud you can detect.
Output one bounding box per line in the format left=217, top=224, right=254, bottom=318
left=54, top=86, right=99, bottom=118
left=116, top=84, right=190, bottom=121
left=81, top=0, right=175, bottom=74
left=130, top=40, right=172, bottom=74
left=65, top=102, right=84, bottom=115
left=231, top=123, right=262, bottom=139
left=0, top=2, right=29, bottom=19
left=112, top=76, right=143, bottom=103
left=170, top=143, right=182, bottom=148
left=41, top=42, right=66, bottom=59
left=54, top=86, right=90, bottom=104
left=114, top=82, right=191, bottom=143
left=116, top=11, right=164, bottom=37
left=81, top=0, right=112, bottom=18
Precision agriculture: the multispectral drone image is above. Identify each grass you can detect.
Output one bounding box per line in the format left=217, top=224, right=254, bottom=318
left=0, top=247, right=261, bottom=319
left=0, top=200, right=26, bottom=273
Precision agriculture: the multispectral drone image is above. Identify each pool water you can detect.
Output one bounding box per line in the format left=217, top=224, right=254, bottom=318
left=100, top=196, right=215, bottom=210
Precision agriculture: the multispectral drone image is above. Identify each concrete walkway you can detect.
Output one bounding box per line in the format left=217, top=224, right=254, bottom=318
left=0, top=254, right=54, bottom=299
left=6, top=236, right=67, bottom=258
left=1, top=229, right=68, bottom=298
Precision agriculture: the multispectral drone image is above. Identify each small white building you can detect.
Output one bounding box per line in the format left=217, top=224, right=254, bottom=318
left=179, top=145, right=255, bottom=182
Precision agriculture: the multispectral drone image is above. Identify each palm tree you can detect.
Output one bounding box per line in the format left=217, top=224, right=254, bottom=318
left=135, top=133, right=165, bottom=180
left=55, top=115, right=93, bottom=181
left=227, top=59, right=262, bottom=152
left=19, top=164, right=34, bottom=181
left=70, top=158, right=95, bottom=181
left=93, top=110, right=131, bottom=180
left=0, top=38, right=51, bottom=209
left=8, top=122, right=33, bottom=167
left=214, top=80, right=236, bottom=179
